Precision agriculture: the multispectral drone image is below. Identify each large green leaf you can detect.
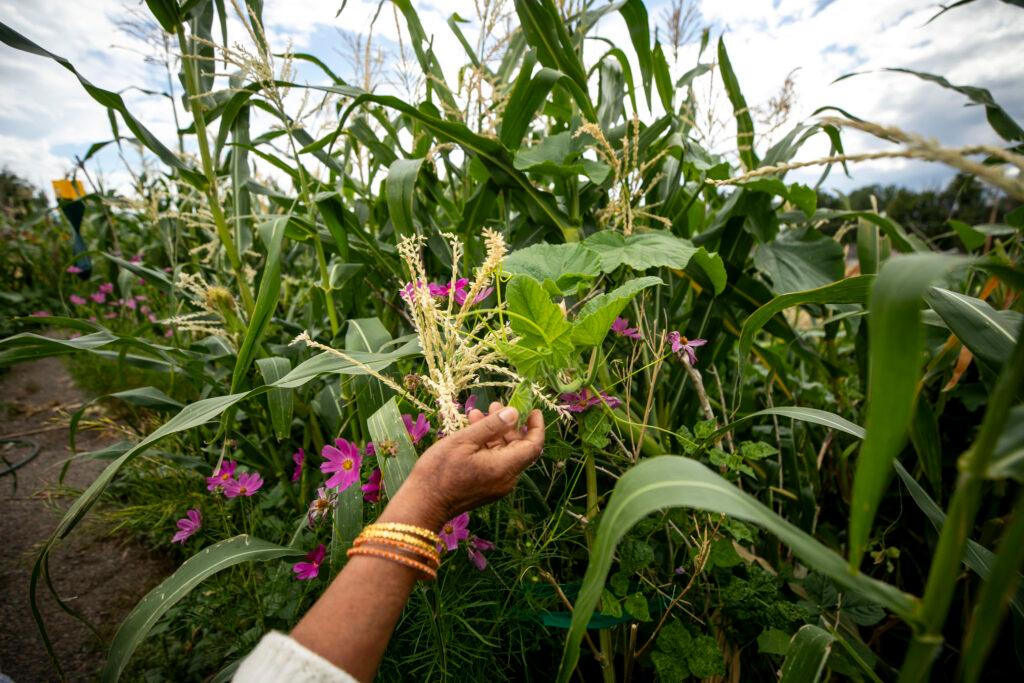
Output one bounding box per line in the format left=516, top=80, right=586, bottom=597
left=617, top=0, right=653, bottom=107
left=502, top=275, right=575, bottom=376
left=503, top=242, right=602, bottom=295
left=571, top=276, right=662, bottom=348
left=101, top=536, right=303, bottom=682
left=754, top=228, right=844, bottom=294
left=717, top=37, right=757, bottom=171
left=584, top=232, right=726, bottom=292
left=556, top=456, right=919, bottom=682
left=0, top=22, right=204, bottom=187
left=924, top=287, right=1021, bottom=369
left=849, top=255, right=966, bottom=568
left=780, top=625, right=835, bottom=683
left=500, top=60, right=570, bottom=147
left=738, top=276, right=875, bottom=360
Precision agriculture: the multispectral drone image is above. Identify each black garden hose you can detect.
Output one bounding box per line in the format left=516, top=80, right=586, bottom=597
left=0, top=437, right=41, bottom=477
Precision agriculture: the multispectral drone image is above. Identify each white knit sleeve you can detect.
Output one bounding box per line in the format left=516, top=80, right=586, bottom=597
left=232, top=631, right=360, bottom=683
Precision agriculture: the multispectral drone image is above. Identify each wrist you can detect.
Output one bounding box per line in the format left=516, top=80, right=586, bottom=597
left=379, top=475, right=449, bottom=532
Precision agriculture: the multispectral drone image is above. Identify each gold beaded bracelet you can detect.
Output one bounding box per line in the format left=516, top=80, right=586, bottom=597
left=364, top=522, right=440, bottom=544
left=346, top=546, right=438, bottom=580
left=358, top=529, right=438, bottom=556
left=354, top=536, right=440, bottom=567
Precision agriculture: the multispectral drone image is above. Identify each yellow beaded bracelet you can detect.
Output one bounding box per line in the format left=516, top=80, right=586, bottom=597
left=364, top=522, right=440, bottom=544
left=358, top=528, right=438, bottom=556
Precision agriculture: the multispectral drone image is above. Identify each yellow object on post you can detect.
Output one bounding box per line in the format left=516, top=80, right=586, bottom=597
left=51, top=179, right=85, bottom=200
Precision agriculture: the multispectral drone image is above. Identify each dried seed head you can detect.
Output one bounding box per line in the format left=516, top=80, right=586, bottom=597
left=403, top=373, right=422, bottom=391
left=204, top=286, right=236, bottom=313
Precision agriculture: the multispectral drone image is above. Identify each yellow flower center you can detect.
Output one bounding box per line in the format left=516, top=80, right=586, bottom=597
left=444, top=524, right=454, bottom=534
left=342, top=460, right=353, bottom=471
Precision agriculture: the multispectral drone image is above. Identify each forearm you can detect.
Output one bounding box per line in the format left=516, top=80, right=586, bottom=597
left=290, top=483, right=445, bottom=682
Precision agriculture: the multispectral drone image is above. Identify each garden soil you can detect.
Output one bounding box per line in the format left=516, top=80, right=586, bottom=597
left=0, top=358, right=172, bottom=682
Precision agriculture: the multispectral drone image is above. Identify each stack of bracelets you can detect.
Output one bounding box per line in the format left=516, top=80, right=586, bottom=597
left=346, top=522, right=441, bottom=580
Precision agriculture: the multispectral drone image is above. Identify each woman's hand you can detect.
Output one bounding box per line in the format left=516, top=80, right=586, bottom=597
left=383, top=404, right=545, bottom=530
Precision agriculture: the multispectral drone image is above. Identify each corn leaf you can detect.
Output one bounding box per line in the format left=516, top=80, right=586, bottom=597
left=780, top=625, right=835, bottom=683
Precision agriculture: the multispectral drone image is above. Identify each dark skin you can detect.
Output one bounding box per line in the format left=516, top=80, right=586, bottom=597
left=291, top=404, right=545, bottom=682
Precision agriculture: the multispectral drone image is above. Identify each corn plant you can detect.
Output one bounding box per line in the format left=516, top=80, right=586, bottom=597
left=0, top=0, right=1022, bottom=681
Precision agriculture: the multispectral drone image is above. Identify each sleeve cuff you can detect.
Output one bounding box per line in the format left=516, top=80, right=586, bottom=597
left=233, top=631, right=359, bottom=683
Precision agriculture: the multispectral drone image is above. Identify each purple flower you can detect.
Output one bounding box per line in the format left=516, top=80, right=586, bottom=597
left=103, top=311, right=119, bottom=319
left=667, top=331, right=707, bottom=366
left=463, top=395, right=478, bottom=414
left=467, top=535, right=495, bottom=570
left=206, top=460, right=237, bottom=493
left=399, top=280, right=428, bottom=300
left=361, top=467, right=382, bottom=503
left=321, top=438, right=362, bottom=491
left=293, top=544, right=326, bottom=580
left=98, top=282, right=115, bottom=295
left=69, top=294, right=87, bottom=305
left=291, top=448, right=305, bottom=482
left=307, top=486, right=338, bottom=526
left=224, top=471, right=263, bottom=498
left=130, top=252, right=143, bottom=264
left=90, top=291, right=106, bottom=304
left=30, top=310, right=51, bottom=317
left=559, top=388, right=622, bottom=413
left=171, top=508, right=201, bottom=544
left=402, top=413, right=431, bottom=444
left=364, top=441, right=376, bottom=458
left=66, top=265, right=83, bottom=274
left=611, top=317, right=642, bottom=340
left=438, top=513, right=470, bottom=551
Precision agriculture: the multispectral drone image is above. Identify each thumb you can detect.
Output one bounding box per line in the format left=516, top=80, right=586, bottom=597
left=453, top=406, right=518, bottom=446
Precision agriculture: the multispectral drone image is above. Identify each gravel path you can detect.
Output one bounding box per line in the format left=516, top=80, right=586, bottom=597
left=0, top=358, right=172, bottom=682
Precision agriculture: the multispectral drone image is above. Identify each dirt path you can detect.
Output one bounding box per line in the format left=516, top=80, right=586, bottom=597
left=0, top=357, right=172, bottom=682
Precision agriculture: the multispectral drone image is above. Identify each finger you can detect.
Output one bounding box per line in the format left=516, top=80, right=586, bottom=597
left=497, top=409, right=545, bottom=472
left=487, top=401, right=502, bottom=415
left=453, top=405, right=519, bottom=447
left=468, top=408, right=485, bottom=424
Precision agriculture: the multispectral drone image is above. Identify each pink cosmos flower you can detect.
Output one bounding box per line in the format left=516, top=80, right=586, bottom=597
left=399, top=280, right=428, bottom=300
left=611, top=317, right=642, bottom=340
left=69, top=294, right=87, bottom=305
left=164, top=328, right=173, bottom=338
left=361, top=467, right=382, bottom=503
left=402, top=414, right=430, bottom=444
left=103, top=311, right=119, bottom=319
left=98, top=282, right=115, bottom=295
left=130, top=252, right=143, bottom=264
left=293, top=544, right=326, bottom=580
left=90, top=292, right=106, bottom=304
left=30, top=310, right=51, bottom=317
left=88, top=316, right=97, bottom=322
left=135, top=294, right=147, bottom=302
left=438, top=513, right=470, bottom=551
left=364, top=442, right=376, bottom=458
left=454, top=283, right=493, bottom=306
left=321, top=438, right=362, bottom=491
left=291, top=448, right=305, bottom=482
left=559, top=388, right=622, bottom=413
left=66, top=265, right=83, bottom=274
left=467, top=535, right=495, bottom=570
left=307, top=486, right=338, bottom=526
left=224, top=471, right=263, bottom=498
left=171, top=508, right=201, bottom=544
left=667, top=331, right=708, bottom=366
left=206, top=460, right=237, bottom=493
left=121, top=298, right=137, bottom=310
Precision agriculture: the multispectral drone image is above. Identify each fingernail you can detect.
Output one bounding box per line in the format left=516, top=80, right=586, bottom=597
left=498, top=407, right=518, bottom=424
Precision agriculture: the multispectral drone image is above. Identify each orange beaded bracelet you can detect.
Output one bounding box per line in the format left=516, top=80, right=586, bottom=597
left=346, top=546, right=438, bottom=580
left=354, top=536, right=440, bottom=565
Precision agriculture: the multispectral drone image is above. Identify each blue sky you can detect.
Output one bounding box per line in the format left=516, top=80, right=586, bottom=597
left=1, top=0, right=1022, bottom=198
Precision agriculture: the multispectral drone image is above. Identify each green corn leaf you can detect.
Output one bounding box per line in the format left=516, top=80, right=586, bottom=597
left=706, top=406, right=866, bottom=445
left=908, top=396, right=943, bottom=495
left=617, top=0, right=653, bottom=107
left=555, top=456, right=919, bottom=683
left=924, top=287, right=1021, bottom=370
left=780, top=625, right=835, bottom=683
left=960, top=493, right=1024, bottom=683
left=738, top=275, right=875, bottom=361
left=884, top=68, right=1024, bottom=142
left=331, top=481, right=364, bottom=574
left=987, top=405, right=1024, bottom=482
left=101, top=536, right=303, bottom=682
left=652, top=42, right=674, bottom=114
left=513, top=0, right=593, bottom=120
left=391, top=0, right=458, bottom=111
left=786, top=209, right=924, bottom=253
left=717, top=37, right=758, bottom=172
left=571, top=276, right=662, bottom=348
left=105, top=253, right=175, bottom=293
left=0, top=22, right=205, bottom=188
left=366, top=398, right=419, bottom=498
left=856, top=219, right=888, bottom=275
left=345, top=318, right=395, bottom=434
left=385, top=158, right=426, bottom=238
left=256, top=357, right=294, bottom=440
left=849, top=254, right=966, bottom=568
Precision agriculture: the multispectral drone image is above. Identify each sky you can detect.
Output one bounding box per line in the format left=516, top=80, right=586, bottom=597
left=0, top=0, right=1022, bottom=199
